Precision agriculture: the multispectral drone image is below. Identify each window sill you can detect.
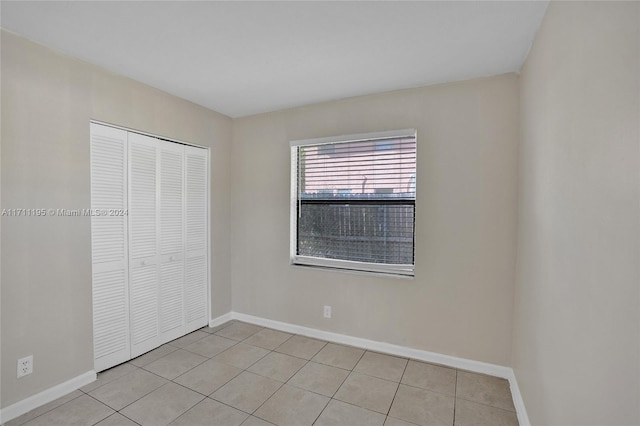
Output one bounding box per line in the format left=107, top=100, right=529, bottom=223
left=290, top=258, right=415, bottom=280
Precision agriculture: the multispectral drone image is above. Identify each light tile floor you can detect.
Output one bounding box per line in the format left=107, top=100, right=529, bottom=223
left=5, top=321, right=518, bottom=426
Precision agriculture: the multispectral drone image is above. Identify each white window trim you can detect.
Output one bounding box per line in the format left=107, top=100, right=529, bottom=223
left=290, top=129, right=417, bottom=278
left=289, top=128, right=416, bottom=148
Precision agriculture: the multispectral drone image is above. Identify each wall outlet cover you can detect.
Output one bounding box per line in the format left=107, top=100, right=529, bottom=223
left=323, top=305, right=332, bottom=319
left=17, top=355, right=33, bottom=378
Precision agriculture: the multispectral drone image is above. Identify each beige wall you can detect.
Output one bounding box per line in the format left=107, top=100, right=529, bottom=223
left=231, top=74, right=520, bottom=366
left=0, top=31, right=233, bottom=407
left=513, top=2, right=640, bottom=425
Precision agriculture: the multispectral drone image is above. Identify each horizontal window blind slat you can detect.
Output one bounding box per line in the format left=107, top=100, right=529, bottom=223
left=304, top=167, right=417, bottom=174
left=304, top=153, right=416, bottom=164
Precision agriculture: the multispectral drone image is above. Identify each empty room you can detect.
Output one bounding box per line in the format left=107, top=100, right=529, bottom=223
left=0, top=1, right=638, bottom=425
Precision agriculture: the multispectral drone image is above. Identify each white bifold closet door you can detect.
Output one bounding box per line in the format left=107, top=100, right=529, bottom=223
left=184, top=146, right=209, bottom=333
left=90, top=123, right=130, bottom=372
left=128, top=132, right=191, bottom=356
left=158, top=141, right=187, bottom=343
left=91, top=123, right=209, bottom=371
left=128, top=132, right=162, bottom=357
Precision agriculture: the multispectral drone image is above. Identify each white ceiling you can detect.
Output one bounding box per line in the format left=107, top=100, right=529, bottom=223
left=1, top=1, right=548, bottom=118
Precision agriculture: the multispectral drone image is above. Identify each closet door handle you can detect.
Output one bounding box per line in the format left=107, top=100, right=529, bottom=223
left=170, top=256, right=176, bottom=261
left=141, top=260, right=147, bottom=266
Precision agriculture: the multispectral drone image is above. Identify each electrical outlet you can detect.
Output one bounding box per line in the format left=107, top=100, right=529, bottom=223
left=17, top=355, right=33, bottom=378
left=323, top=305, right=332, bottom=319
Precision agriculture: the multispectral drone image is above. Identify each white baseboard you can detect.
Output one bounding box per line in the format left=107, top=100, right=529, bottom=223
left=232, top=312, right=513, bottom=377
left=506, top=370, right=531, bottom=426
left=213, top=311, right=530, bottom=425
left=0, top=370, right=96, bottom=424
left=208, top=311, right=234, bottom=328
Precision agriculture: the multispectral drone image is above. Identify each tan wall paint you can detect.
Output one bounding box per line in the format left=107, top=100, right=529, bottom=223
left=231, top=74, right=520, bottom=366
left=0, top=31, right=233, bottom=407
left=513, top=2, right=640, bottom=424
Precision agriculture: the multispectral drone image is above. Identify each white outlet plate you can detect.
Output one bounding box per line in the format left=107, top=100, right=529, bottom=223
left=17, top=355, right=33, bottom=378
left=323, top=305, right=332, bottom=319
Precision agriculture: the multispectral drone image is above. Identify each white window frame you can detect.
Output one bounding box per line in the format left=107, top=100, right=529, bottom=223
left=290, top=129, right=417, bottom=277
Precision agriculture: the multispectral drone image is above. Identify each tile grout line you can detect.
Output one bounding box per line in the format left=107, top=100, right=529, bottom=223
left=78, top=393, right=122, bottom=426
left=395, top=381, right=456, bottom=398
left=140, top=349, right=211, bottom=379
left=308, top=395, right=332, bottom=426
left=210, top=325, right=288, bottom=419
left=324, top=398, right=390, bottom=421
left=98, top=411, right=142, bottom=426
left=204, top=335, right=277, bottom=418
left=454, top=396, right=518, bottom=413
left=329, top=348, right=367, bottom=399
left=98, top=352, right=211, bottom=415
left=385, top=356, right=409, bottom=416
left=154, top=322, right=249, bottom=384
left=453, top=368, right=458, bottom=426
left=246, top=337, right=328, bottom=424
left=203, top=394, right=253, bottom=419
left=97, top=377, right=167, bottom=414
left=245, top=330, right=296, bottom=353
left=113, top=324, right=246, bottom=424
left=245, top=373, right=287, bottom=420
left=178, top=334, right=239, bottom=357
left=153, top=381, right=207, bottom=424
left=282, top=343, right=326, bottom=425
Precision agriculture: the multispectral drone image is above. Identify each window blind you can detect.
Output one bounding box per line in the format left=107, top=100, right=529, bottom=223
left=290, top=129, right=416, bottom=276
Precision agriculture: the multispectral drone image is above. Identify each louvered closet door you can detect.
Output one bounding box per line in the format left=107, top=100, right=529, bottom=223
left=128, top=133, right=161, bottom=357
left=90, top=123, right=130, bottom=372
left=158, top=141, right=185, bottom=343
left=184, top=146, right=209, bottom=333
